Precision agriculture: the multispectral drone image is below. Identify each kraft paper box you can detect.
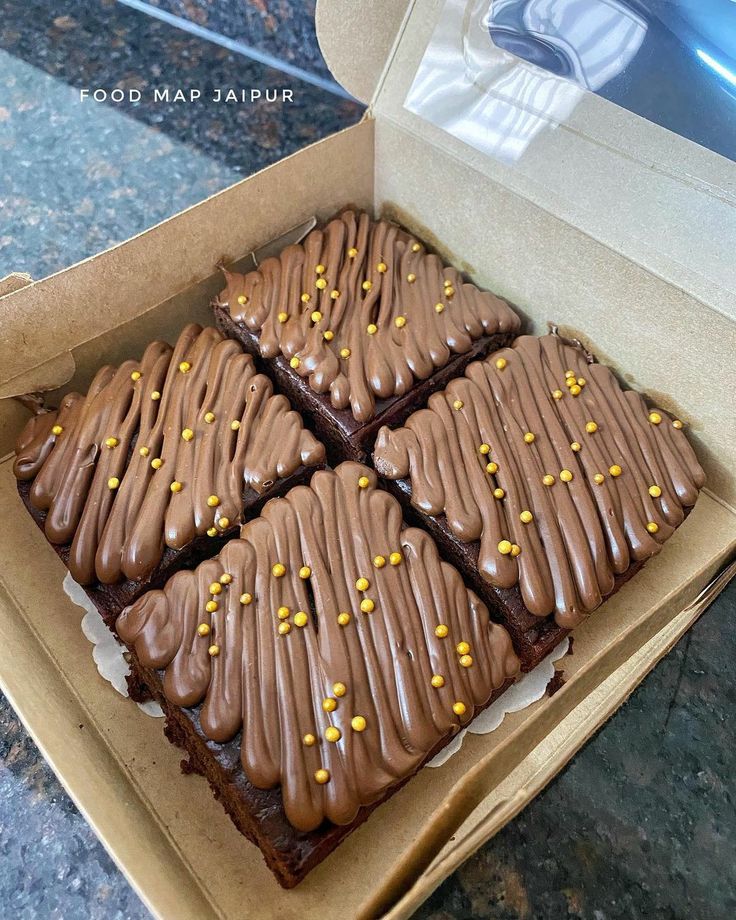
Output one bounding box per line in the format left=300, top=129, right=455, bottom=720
left=0, top=1, right=734, bottom=917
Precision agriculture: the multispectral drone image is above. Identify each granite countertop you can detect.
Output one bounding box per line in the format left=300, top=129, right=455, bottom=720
left=1, top=2, right=734, bottom=918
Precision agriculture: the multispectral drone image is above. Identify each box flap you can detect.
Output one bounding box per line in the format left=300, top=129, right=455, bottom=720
left=317, top=0, right=736, bottom=325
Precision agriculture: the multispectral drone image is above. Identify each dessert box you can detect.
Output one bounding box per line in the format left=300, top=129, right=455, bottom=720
left=0, top=0, right=734, bottom=916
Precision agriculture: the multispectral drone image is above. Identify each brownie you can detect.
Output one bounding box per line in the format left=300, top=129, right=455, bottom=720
left=116, top=463, right=522, bottom=887
left=374, top=334, right=705, bottom=670
left=12, top=323, right=325, bottom=626
left=212, top=209, right=521, bottom=461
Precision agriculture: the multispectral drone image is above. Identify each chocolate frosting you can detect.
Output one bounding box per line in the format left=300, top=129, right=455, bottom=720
left=13, top=324, right=325, bottom=585
left=374, top=335, right=705, bottom=629
left=216, top=210, right=520, bottom=423
left=116, top=463, right=520, bottom=832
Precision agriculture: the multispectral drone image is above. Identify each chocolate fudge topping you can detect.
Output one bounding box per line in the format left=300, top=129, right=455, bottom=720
left=216, top=210, right=520, bottom=423
left=13, top=324, right=325, bottom=585
left=116, top=463, right=520, bottom=832
left=374, top=335, right=705, bottom=629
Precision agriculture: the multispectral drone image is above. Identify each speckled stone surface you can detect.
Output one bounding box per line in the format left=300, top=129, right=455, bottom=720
left=1, top=2, right=734, bottom=918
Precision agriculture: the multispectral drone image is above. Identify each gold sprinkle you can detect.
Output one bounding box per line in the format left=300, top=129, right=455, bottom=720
left=646, top=521, right=660, bottom=534
left=609, top=464, right=623, bottom=477
left=571, top=442, right=582, bottom=452
left=220, top=573, right=232, bottom=585
left=311, top=310, right=322, bottom=323
left=358, top=475, right=370, bottom=489
left=453, top=399, right=464, bottom=410
left=373, top=555, right=386, bottom=568
left=303, top=733, right=316, bottom=746
left=277, top=311, right=289, bottom=323
left=366, top=323, right=378, bottom=335
left=411, top=242, right=421, bottom=252
left=204, top=411, right=216, bottom=424
left=435, top=302, right=445, bottom=313
left=351, top=716, right=367, bottom=732
left=325, top=726, right=341, bottom=743
left=131, top=371, right=141, bottom=381
left=340, top=347, right=351, bottom=359
left=493, top=488, right=505, bottom=500
left=552, top=389, right=563, bottom=400
left=179, top=361, right=191, bottom=374
left=315, top=278, right=327, bottom=290
left=278, top=622, right=291, bottom=636
left=205, top=600, right=218, bottom=613
left=431, top=675, right=445, bottom=689
left=207, top=527, right=218, bottom=537
left=510, top=544, right=521, bottom=557
left=394, top=316, right=407, bottom=328
left=277, top=606, right=290, bottom=620
left=649, top=485, right=662, bottom=498
left=495, top=357, right=507, bottom=370
left=197, top=623, right=210, bottom=637
left=459, top=654, right=473, bottom=668
left=348, top=247, right=358, bottom=258
left=523, top=432, right=535, bottom=444
left=170, top=480, right=183, bottom=493
left=453, top=702, right=467, bottom=716
left=294, top=612, right=308, bottom=628
left=498, top=540, right=512, bottom=555
left=577, top=377, right=586, bottom=387
left=236, top=294, right=248, bottom=307
left=565, top=377, right=576, bottom=389
left=543, top=474, right=555, bottom=487
left=389, top=552, right=402, bottom=566
left=139, top=446, right=150, bottom=457
left=315, top=264, right=326, bottom=275
left=330, top=290, right=340, bottom=300
left=565, top=370, right=575, bottom=379
left=593, top=473, right=605, bottom=485
left=322, top=697, right=337, bottom=712
left=407, top=273, right=416, bottom=283
left=208, top=644, right=220, bottom=657
left=209, top=582, right=222, bottom=595
left=299, top=565, right=312, bottom=579
left=51, top=424, right=63, bottom=436
left=673, top=419, right=684, bottom=429
left=181, top=428, right=194, bottom=442
left=570, top=384, right=582, bottom=396
left=207, top=495, right=220, bottom=508
left=560, top=469, right=573, bottom=482
left=105, top=436, right=119, bottom=449
left=479, top=443, right=491, bottom=455
left=377, top=262, right=387, bottom=273
left=301, top=293, right=311, bottom=303
left=240, top=593, right=253, bottom=605
left=444, top=278, right=452, bottom=288
left=456, top=641, right=470, bottom=656
left=435, top=624, right=449, bottom=638
left=355, top=577, right=370, bottom=591
left=333, top=682, right=347, bottom=697
left=337, top=612, right=351, bottom=626
left=230, top=420, right=241, bottom=431
left=314, top=769, right=330, bottom=785
left=272, top=563, right=286, bottom=578
left=362, top=280, right=372, bottom=291
left=218, top=517, right=230, bottom=529
left=486, top=462, right=499, bottom=474
left=323, top=330, right=334, bottom=341
left=107, top=477, right=120, bottom=490
left=360, top=598, right=375, bottom=614
left=290, top=356, right=301, bottom=369
left=649, top=412, right=662, bottom=425
left=520, top=510, right=533, bottom=524
left=151, top=391, right=161, bottom=401
left=585, top=421, right=598, bottom=434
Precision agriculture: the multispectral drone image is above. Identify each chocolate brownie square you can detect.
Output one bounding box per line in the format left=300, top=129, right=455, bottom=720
left=212, top=209, right=521, bottom=462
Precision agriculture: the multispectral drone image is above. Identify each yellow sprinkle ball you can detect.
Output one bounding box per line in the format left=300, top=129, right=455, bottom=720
left=560, top=469, right=573, bottom=482
left=552, top=389, right=563, bottom=400
left=179, top=361, right=191, bottom=374
left=139, top=446, right=150, bottom=457
left=272, top=563, right=286, bottom=577
left=377, top=262, right=387, bottom=273
left=389, top=552, right=402, bottom=565
left=315, top=264, right=326, bottom=275
left=170, top=480, right=182, bottom=493
left=218, top=517, right=230, bottom=529
left=325, top=727, right=341, bottom=743
left=314, top=769, right=330, bottom=785
left=435, top=624, right=449, bottom=638
left=486, top=462, right=499, bottom=474
left=356, top=578, right=370, bottom=592
left=407, top=273, right=416, bottom=283
left=204, top=411, right=215, bottom=424
left=394, top=316, right=407, bottom=328
left=351, top=716, right=367, bottom=732
left=277, top=606, right=290, bottom=620
left=151, top=391, right=161, bottom=401
left=340, top=347, right=351, bottom=359
left=456, top=641, right=470, bottom=656
left=131, top=371, right=141, bottom=381
left=649, top=412, right=662, bottom=425
left=290, top=357, right=301, bottom=369
left=333, top=682, right=347, bottom=697
left=609, top=465, right=623, bottom=477
left=673, top=419, right=684, bottom=429
left=510, top=544, right=522, bottom=557
left=571, top=442, right=582, bottom=452
left=278, top=622, right=291, bottom=636
left=431, top=675, right=445, bottom=689
left=520, top=510, right=533, bottom=524
left=649, top=485, right=662, bottom=498
left=205, top=600, right=218, bottom=613
left=358, top=476, right=370, bottom=489
left=107, top=477, right=120, bottom=490
left=362, top=280, right=372, bottom=291
left=498, top=540, right=512, bottom=555
left=240, top=593, right=253, bottom=605
left=479, top=443, right=490, bottom=455
left=277, top=311, right=288, bottom=323
left=237, top=295, right=247, bottom=305
left=230, top=420, right=240, bottom=431
left=366, top=323, right=378, bottom=335
left=322, top=697, right=337, bottom=712
left=323, top=330, right=334, bottom=341
left=543, top=474, right=555, bottom=487
left=51, top=424, right=63, bottom=435
left=220, top=573, right=232, bottom=585
left=181, top=428, right=194, bottom=442
left=337, top=612, right=351, bottom=626
left=299, top=565, right=312, bottom=579
left=360, top=599, right=375, bottom=614
left=105, top=437, right=118, bottom=448
left=373, top=555, right=386, bottom=568
left=453, top=399, right=464, bottom=410
left=197, top=624, right=210, bottom=637
left=330, top=290, right=340, bottom=300
left=435, top=302, right=445, bottom=313
left=570, top=385, right=582, bottom=396
left=493, top=488, right=505, bottom=500
left=348, top=247, right=358, bottom=258
left=453, top=702, right=467, bottom=716
left=301, top=293, right=311, bottom=303
left=294, top=612, right=308, bottom=628
left=593, top=473, right=605, bottom=485
left=646, top=521, right=660, bottom=534
left=459, top=654, right=473, bottom=668
left=496, top=357, right=507, bottom=370
left=523, top=432, right=535, bottom=444
left=208, top=645, right=220, bottom=657
left=315, top=278, right=327, bottom=290
left=585, top=421, right=598, bottom=434
left=207, top=527, right=218, bottom=537
left=207, top=495, right=220, bottom=507
left=209, top=582, right=222, bottom=595
left=310, top=310, right=322, bottom=323
left=303, top=733, right=316, bottom=746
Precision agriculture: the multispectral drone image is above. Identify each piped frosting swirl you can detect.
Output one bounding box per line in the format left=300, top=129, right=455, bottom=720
left=116, top=463, right=520, bottom=831
left=216, top=210, right=520, bottom=423
left=13, top=324, right=325, bottom=585
left=374, top=335, right=705, bottom=628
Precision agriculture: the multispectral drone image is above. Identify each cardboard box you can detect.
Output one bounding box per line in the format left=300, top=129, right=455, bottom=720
left=1, top=1, right=734, bottom=916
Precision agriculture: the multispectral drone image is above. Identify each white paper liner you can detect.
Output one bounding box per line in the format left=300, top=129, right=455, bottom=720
left=427, top=637, right=570, bottom=767
left=63, top=573, right=163, bottom=718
